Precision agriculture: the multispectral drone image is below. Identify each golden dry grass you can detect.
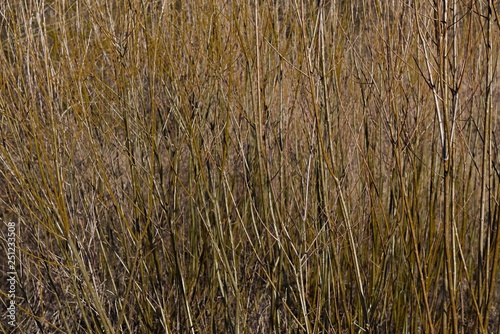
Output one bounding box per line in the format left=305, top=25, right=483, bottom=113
left=1, top=0, right=499, bottom=333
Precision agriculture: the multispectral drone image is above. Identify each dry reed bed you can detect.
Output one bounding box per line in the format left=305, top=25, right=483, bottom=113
left=0, top=0, right=499, bottom=333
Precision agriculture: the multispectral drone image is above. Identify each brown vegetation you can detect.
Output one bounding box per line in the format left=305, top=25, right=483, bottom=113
left=0, top=0, right=499, bottom=333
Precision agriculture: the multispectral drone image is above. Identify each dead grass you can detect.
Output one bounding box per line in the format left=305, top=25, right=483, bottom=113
left=1, top=0, right=499, bottom=333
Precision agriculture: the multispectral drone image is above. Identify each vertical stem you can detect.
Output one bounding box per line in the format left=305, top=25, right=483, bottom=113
left=438, top=0, right=459, bottom=330
left=479, top=0, right=493, bottom=330
left=296, top=1, right=369, bottom=330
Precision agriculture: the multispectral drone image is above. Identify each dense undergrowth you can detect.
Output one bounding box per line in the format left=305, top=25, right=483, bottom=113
left=1, top=0, right=499, bottom=333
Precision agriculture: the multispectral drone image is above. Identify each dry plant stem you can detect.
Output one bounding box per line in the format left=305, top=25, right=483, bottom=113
left=493, top=198, right=500, bottom=334
left=477, top=0, right=492, bottom=301
left=275, top=3, right=288, bottom=331
left=414, top=4, right=447, bottom=160
left=316, top=5, right=336, bottom=332
left=438, top=0, right=459, bottom=331
left=390, top=80, right=435, bottom=334
left=294, top=0, right=368, bottom=331
left=415, top=0, right=461, bottom=331
left=33, top=106, right=115, bottom=332
left=481, top=0, right=495, bottom=329
left=412, top=4, right=440, bottom=332
left=2, top=0, right=500, bottom=332
left=252, top=2, right=276, bottom=317
left=169, top=222, right=195, bottom=334
left=68, top=237, right=115, bottom=334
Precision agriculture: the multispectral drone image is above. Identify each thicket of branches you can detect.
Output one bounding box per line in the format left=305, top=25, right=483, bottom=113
left=1, top=0, right=499, bottom=333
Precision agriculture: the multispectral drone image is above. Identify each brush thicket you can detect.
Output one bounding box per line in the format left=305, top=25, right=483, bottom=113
left=0, top=0, right=499, bottom=333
